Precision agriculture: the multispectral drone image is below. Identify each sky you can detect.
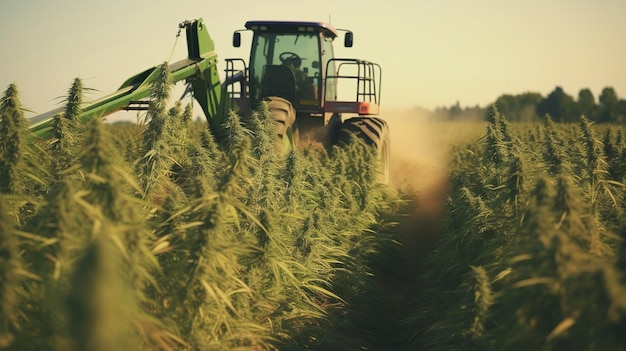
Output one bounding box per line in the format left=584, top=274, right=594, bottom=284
left=1, top=0, right=625, bottom=121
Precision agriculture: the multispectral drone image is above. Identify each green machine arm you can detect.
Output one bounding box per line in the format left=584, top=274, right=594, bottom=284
left=29, top=18, right=224, bottom=139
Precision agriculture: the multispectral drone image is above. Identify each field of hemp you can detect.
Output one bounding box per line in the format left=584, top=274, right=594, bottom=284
left=2, top=63, right=626, bottom=350
left=0, top=64, right=401, bottom=350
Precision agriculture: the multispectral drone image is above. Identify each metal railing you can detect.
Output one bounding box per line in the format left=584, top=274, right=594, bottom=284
left=324, top=58, right=382, bottom=105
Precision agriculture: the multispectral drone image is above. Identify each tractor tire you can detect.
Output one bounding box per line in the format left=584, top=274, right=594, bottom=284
left=339, top=116, right=391, bottom=184
left=266, top=96, right=296, bottom=148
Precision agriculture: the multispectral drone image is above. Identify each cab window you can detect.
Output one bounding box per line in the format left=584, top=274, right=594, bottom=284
left=251, top=33, right=321, bottom=104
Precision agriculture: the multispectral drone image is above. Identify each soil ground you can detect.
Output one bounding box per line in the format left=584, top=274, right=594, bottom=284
left=364, top=113, right=455, bottom=349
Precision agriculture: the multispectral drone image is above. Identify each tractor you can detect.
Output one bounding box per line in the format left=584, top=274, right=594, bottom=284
left=29, top=18, right=390, bottom=182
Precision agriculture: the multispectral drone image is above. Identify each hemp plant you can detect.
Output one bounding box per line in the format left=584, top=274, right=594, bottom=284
left=0, top=84, right=30, bottom=195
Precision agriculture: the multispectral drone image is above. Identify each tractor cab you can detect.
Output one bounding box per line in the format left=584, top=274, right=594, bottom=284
left=232, top=21, right=341, bottom=114
left=226, top=20, right=380, bottom=135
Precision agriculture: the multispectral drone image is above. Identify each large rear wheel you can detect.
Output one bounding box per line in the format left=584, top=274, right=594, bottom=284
left=338, top=117, right=391, bottom=184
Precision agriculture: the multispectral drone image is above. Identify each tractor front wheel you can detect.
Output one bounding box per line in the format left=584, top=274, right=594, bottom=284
left=266, top=96, right=297, bottom=149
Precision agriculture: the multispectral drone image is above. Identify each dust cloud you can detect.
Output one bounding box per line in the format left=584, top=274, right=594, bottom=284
left=385, top=108, right=453, bottom=259
left=365, top=109, right=464, bottom=349
left=387, top=109, right=451, bottom=209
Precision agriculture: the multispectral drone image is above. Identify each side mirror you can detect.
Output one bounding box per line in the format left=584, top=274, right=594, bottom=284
left=233, top=32, right=241, bottom=47
left=344, top=31, right=353, bottom=47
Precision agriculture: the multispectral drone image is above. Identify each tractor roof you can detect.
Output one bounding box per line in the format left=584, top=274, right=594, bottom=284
left=244, top=20, right=338, bottom=38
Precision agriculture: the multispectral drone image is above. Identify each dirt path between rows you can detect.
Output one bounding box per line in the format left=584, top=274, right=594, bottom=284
left=368, top=112, right=453, bottom=349
left=387, top=110, right=452, bottom=274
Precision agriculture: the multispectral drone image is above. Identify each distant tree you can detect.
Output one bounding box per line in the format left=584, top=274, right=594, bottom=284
left=492, top=92, right=542, bottom=122
left=449, top=100, right=462, bottom=118
left=598, top=86, right=619, bottom=123
left=464, top=104, right=487, bottom=121
left=618, top=100, right=626, bottom=124
left=516, top=92, right=542, bottom=122
left=493, top=94, right=516, bottom=118
left=536, top=86, right=576, bottom=122
left=432, top=102, right=485, bottom=121
left=576, top=88, right=597, bottom=120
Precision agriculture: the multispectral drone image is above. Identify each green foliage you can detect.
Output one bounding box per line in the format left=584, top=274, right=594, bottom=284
left=0, top=84, right=48, bottom=228
left=406, top=112, right=626, bottom=351
left=491, top=86, right=626, bottom=124
left=49, top=78, right=87, bottom=178
left=11, top=68, right=626, bottom=350
left=494, top=92, right=543, bottom=122
left=0, top=72, right=400, bottom=350
left=66, top=232, right=140, bottom=351
left=0, top=196, right=26, bottom=348
left=537, top=86, right=576, bottom=123
left=140, top=62, right=177, bottom=199
left=0, top=84, right=29, bottom=194
left=542, top=115, right=569, bottom=176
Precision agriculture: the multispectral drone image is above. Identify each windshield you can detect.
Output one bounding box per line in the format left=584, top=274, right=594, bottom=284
left=250, top=33, right=321, bottom=105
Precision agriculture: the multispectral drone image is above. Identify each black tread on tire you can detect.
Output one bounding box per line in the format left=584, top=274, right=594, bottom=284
left=339, top=116, right=391, bottom=184
left=266, top=96, right=296, bottom=140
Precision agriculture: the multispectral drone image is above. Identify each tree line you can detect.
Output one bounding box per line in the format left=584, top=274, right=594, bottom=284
left=428, top=86, right=626, bottom=123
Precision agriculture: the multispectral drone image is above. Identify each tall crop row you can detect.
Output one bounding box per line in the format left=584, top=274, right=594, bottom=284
left=0, top=64, right=400, bottom=350
left=407, top=107, right=626, bottom=350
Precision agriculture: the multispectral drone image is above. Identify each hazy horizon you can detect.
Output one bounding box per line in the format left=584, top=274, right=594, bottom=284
left=1, top=0, right=625, bottom=118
